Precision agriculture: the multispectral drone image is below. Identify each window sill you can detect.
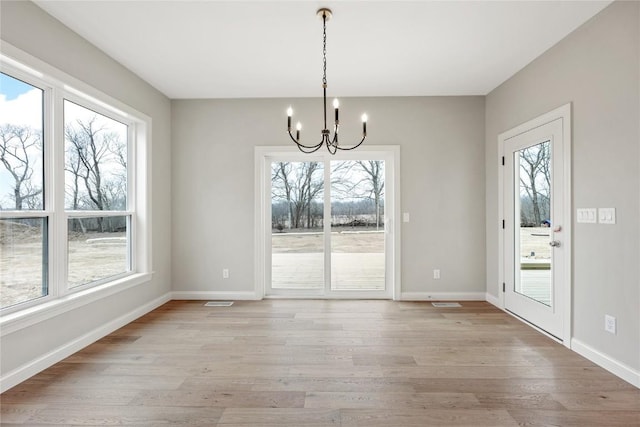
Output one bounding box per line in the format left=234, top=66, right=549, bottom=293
left=0, top=272, right=152, bottom=337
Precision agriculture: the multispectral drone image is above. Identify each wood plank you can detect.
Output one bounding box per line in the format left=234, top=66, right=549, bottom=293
left=2, top=299, right=638, bottom=426
left=340, top=408, right=519, bottom=426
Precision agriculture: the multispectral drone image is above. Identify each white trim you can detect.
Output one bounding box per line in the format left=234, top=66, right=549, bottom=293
left=572, top=338, right=640, bottom=388
left=264, top=293, right=391, bottom=300
left=390, top=146, right=402, bottom=300
left=253, top=150, right=266, bottom=300
left=0, top=292, right=170, bottom=393
left=401, top=292, right=486, bottom=301
left=254, top=145, right=401, bottom=300
left=485, top=292, right=501, bottom=308
left=497, top=103, right=572, bottom=347
left=170, top=291, right=259, bottom=301
left=0, top=273, right=153, bottom=337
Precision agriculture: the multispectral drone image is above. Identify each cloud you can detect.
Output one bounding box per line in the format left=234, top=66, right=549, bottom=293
left=0, top=88, right=44, bottom=129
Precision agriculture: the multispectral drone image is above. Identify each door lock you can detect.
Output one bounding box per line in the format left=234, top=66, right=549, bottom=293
left=549, top=240, right=561, bottom=247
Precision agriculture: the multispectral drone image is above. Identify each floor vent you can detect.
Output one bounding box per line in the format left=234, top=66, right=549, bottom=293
left=431, top=302, right=462, bottom=308
left=204, top=301, right=234, bottom=307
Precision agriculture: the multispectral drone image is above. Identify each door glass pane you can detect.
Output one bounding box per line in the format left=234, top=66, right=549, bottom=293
left=0, top=73, right=44, bottom=210
left=331, top=160, right=385, bottom=291
left=271, top=161, right=324, bottom=290
left=0, top=217, right=48, bottom=308
left=514, top=141, right=551, bottom=306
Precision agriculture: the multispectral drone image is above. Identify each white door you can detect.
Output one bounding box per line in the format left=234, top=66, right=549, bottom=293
left=502, top=107, right=571, bottom=341
left=260, top=148, right=398, bottom=299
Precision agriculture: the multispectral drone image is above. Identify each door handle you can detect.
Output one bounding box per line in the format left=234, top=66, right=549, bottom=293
left=549, top=240, right=561, bottom=247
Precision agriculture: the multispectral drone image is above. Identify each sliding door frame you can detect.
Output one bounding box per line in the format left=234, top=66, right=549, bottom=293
left=254, top=145, right=401, bottom=300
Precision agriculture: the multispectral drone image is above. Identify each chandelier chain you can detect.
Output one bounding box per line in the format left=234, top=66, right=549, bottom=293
left=322, top=13, right=327, bottom=86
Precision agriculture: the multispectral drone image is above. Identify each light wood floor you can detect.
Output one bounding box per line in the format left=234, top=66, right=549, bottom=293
left=2, top=300, right=639, bottom=426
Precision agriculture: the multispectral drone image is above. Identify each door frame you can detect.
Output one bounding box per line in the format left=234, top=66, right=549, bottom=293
left=497, top=103, right=572, bottom=347
left=254, top=145, right=401, bottom=300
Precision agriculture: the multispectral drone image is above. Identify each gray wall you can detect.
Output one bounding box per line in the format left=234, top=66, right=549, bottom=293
left=485, top=1, right=639, bottom=370
left=0, top=2, right=172, bottom=375
left=171, top=96, right=486, bottom=296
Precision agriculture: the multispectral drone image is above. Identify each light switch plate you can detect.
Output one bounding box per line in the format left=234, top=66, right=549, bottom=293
left=605, top=314, right=616, bottom=334
left=577, top=208, right=597, bottom=223
left=403, top=213, right=410, bottom=223
left=598, top=208, right=616, bottom=225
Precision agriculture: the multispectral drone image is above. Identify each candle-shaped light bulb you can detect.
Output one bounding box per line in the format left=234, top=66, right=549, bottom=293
left=361, top=113, right=368, bottom=135
left=333, top=98, right=339, bottom=122
left=287, top=107, right=293, bottom=117
left=287, top=107, right=292, bottom=130
left=296, top=122, right=301, bottom=141
left=296, top=122, right=302, bottom=131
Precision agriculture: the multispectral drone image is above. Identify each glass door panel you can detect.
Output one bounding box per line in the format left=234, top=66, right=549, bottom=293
left=270, top=161, right=324, bottom=290
left=330, top=160, right=385, bottom=291
left=514, top=141, right=551, bottom=306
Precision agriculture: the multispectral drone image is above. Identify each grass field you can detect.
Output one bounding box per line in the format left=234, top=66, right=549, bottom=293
left=1, top=219, right=127, bottom=309
left=1, top=224, right=553, bottom=307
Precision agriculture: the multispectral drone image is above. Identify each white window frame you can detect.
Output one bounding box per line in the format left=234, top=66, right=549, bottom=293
left=254, top=145, right=401, bottom=300
left=0, top=42, right=152, bottom=335
left=61, top=95, right=136, bottom=290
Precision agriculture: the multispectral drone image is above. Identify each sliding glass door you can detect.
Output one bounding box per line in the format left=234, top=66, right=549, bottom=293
left=271, top=161, right=325, bottom=291
left=262, top=149, right=396, bottom=298
left=330, top=160, right=385, bottom=291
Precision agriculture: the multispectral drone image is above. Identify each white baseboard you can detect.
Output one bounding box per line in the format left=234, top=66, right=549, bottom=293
left=571, top=338, right=640, bottom=388
left=400, top=292, right=485, bottom=301
left=485, top=293, right=638, bottom=388
left=485, top=292, right=502, bottom=308
left=171, top=291, right=259, bottom=301
left=0, top=292, right=171, bottom=393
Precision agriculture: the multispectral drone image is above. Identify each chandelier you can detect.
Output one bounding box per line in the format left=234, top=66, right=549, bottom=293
left=286, top=8, right=368, bottom=154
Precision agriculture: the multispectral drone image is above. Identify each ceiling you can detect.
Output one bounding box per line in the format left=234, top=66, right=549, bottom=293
left=34, top=1, right=612, bottom=100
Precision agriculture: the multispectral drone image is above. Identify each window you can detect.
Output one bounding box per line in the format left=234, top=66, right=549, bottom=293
left=0, top=50, right=150, bottom=317
left=64, top=100, right=131, bottom=288
left=0, top=72, right=48, bottom=309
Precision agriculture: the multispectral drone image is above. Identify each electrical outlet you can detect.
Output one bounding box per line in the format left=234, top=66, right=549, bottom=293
left=433, top=269, right=440, bottom=280
left=222, top=268, right=230, bottom=279
left=605, top=314, right=616, bottom=334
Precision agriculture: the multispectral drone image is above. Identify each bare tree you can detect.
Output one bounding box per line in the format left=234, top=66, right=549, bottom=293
left=0, top=124, right=42, bottom=210
left=519, top=142, right=550, bottom=226
left=272, top=162, right=323, bottom=229
left=356, top=160, right=385, bottom=229
left=64, top=116, right=126, bottom=231
left=272, top=162, right=294, bottom=228
left=332, top=160, right=385, bottom=229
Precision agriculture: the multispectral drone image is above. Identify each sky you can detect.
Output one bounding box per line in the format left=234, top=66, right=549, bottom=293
left=0, top=73, right=44, bottom=209
left=0, top=72, right=43, bottom=129
left=1, top=72, right=34, bottom=100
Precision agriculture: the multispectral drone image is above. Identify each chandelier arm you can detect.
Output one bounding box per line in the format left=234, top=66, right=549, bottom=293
left=334, top=135, right=367, bottom=151
left=297, top=143, right=324, bottom=154
left=326, top=138, right=338, bottom=155
left=288, top=130, right=324, bottom=151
